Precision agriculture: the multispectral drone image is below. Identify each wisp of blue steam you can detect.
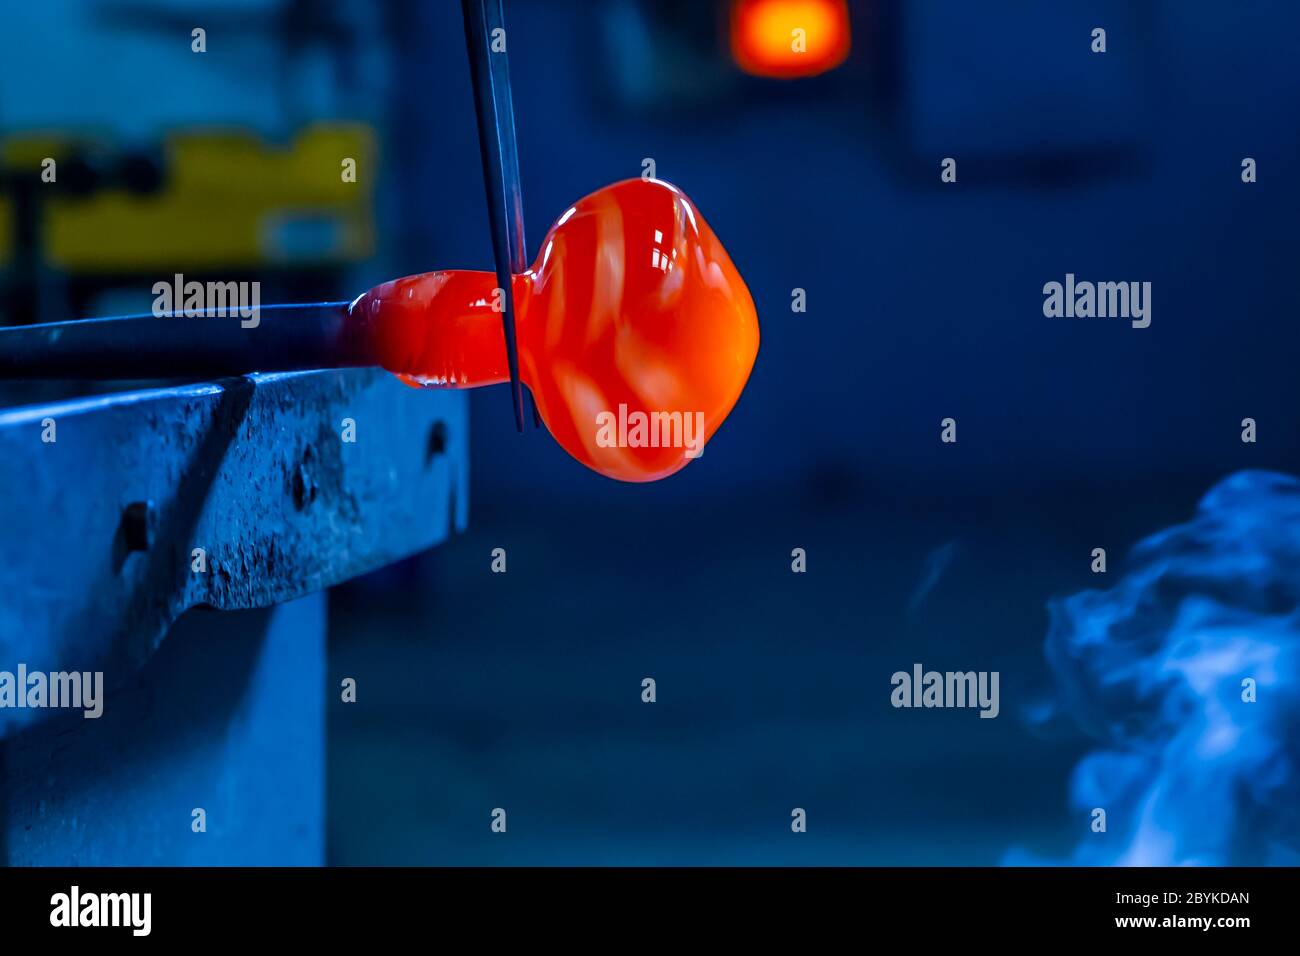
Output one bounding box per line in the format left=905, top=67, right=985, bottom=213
left=1008, top=470, right=1300, bottom=865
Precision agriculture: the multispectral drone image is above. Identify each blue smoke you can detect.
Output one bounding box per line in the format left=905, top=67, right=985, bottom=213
left=1017, top=470, right=1300, bottom=865
left=908, top=539, right=960, bottom=614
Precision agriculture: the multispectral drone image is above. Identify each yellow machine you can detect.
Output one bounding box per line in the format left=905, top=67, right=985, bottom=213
left=0, top=123, right=375, bottom=272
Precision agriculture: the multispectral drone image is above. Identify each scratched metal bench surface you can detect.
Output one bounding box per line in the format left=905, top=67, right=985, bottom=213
left=0, top=367, right=469, bottom=739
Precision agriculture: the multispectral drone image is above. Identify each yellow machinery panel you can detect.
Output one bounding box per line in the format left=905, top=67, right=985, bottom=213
left=0, top=123, right=375, bottom=271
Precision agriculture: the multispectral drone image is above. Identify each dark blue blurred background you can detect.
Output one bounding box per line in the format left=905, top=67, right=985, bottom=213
left=4, top=0, right=1297, bottom=864
left=330, top=0, right=1300, bottom=864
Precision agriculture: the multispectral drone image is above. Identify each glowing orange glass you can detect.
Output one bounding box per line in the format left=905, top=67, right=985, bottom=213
left=730, top=0, right=851, bottom=79
left=349, top=179, right=760, bottom=483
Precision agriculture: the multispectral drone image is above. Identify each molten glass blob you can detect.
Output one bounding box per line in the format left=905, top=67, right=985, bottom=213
left=730, top=0, right=851, bottom=79
left=348, top=178, right=760, bottom=482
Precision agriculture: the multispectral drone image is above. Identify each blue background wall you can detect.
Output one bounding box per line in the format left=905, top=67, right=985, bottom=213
left=330, top=1, right=1300, bottom=864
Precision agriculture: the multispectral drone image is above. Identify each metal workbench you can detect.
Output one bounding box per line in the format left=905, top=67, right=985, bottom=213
left=0, top=369, right=467, bottom=864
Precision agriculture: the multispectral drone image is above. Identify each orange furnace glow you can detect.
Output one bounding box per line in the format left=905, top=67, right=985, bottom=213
left=730, top=0, right=852, bottom=79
